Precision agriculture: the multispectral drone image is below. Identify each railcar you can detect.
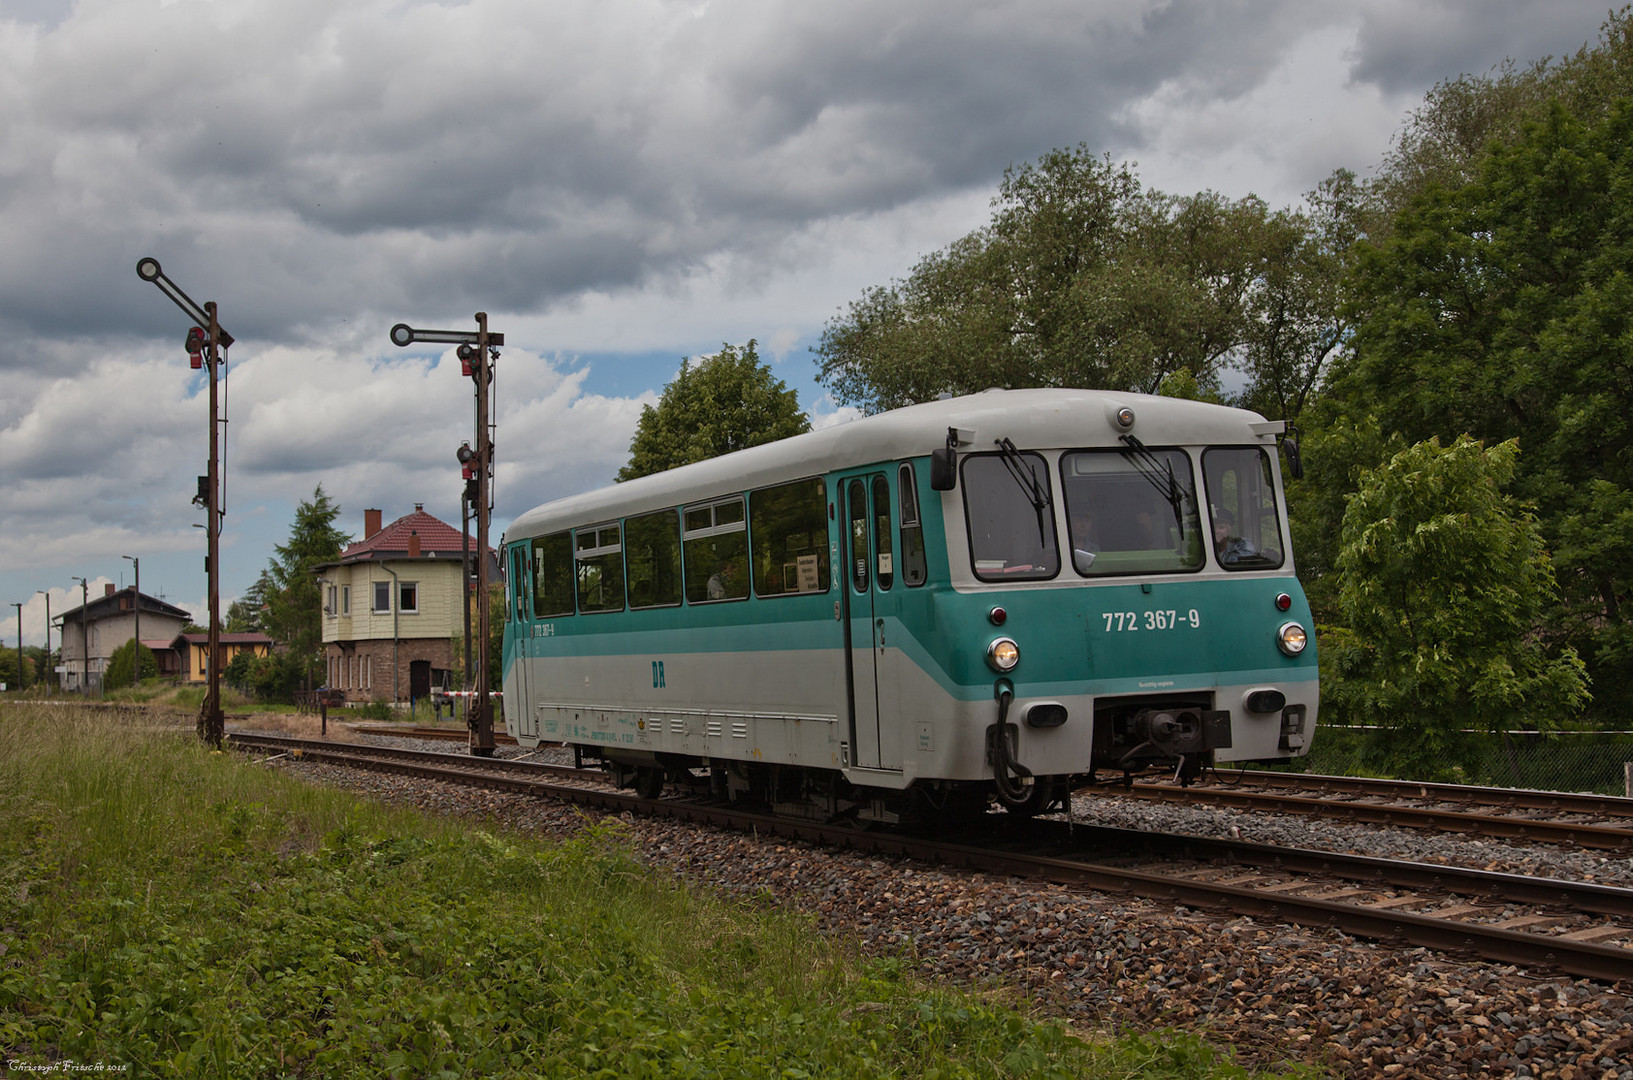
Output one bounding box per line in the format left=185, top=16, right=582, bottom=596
left=500, top=388, right=1316, bottom=824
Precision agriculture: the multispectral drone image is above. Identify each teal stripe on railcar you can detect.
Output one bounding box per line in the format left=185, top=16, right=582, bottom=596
left=508, top=575, right=1313, bottom=702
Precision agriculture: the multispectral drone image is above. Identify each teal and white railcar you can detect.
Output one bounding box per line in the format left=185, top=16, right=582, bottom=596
left=500, top=388, right=1316, bottom=823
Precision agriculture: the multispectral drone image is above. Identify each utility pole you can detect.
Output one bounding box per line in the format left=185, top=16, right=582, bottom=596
left=11, top=603, right=21, bottom=691
left=136, top=257, right=233, bottom=747
left=70, top=576, right=88, bottom=694
left=123, top=555, right=140, bottom=680
left=391, top=316, right=503, bottom=756
left=36, top=590, right=51, bottom=693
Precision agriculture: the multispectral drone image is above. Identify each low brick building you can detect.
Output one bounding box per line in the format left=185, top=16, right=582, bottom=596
left=315, top=504, right=496, bottom=704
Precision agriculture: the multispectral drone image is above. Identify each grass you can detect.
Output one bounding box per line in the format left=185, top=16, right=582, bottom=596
left=0, top=703, right=1320, bottom=1079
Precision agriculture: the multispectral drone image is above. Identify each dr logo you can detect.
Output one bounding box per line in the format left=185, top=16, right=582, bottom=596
left=651, top=660, right=666, bottom=688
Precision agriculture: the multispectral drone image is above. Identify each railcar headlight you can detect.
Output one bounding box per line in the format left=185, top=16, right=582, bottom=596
left=1277, top=621, right=1309, bottom=656
left=986, top=637, right=1020, bottom=672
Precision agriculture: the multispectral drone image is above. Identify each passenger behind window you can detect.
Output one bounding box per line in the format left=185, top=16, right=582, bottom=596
left=1212, top=509, right=1259, bottom=565
left=1070, top=505, right=1100, bottom=571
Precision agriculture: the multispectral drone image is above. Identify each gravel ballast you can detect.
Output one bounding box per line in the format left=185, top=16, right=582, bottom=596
left=260, top=738, right=1633, bottom=1080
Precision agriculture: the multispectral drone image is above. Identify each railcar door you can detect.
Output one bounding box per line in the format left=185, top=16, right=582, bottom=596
left=507, top=543, right=536, bottom=742
left=840, top=472, right=903, bottom=771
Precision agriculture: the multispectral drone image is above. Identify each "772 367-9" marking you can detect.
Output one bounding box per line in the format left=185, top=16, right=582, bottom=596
left=1103, top=609, right=1201, bottom=632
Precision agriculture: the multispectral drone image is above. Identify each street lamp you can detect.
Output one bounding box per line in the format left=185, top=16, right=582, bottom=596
left=390, top=317, right=504, bottom=757
left=36, top=590, right=51, bottom=693
left=122, top=555, right=140, bottom=681
left=136, top=257, right=231, bottom=747
left=70, top=576, right=88, bottom=695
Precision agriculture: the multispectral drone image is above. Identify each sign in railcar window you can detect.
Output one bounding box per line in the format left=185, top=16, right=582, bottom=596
left=750, top=478, right=831, bottom=597
left=576, top=524, right=625, bottom=612
left=962, top=453, right=1060, bottom=581
left=1202, top=447, right=1286, bottom=570
left=625, top=509, right=683, bottom=608
left=532, top=532, right=576, bottom=617
left=1061, top=449, right=1205, bottom=576
left=683, top=498, right=749, bottom=603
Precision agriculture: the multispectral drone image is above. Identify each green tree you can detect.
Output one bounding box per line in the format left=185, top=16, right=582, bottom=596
left=1326, top=437, right=1588, bottom=779
left=0, top=647, right=34, bottom=690
left=618, top=341, right=809, bottom=481
left=1335, top=96, right=1633, bottom=718
left=226, top=572, right=271, bottom=633
left=103, top=638, right=158, bottom=691
left=814, top=144, right=1343, bottom=415
left=260, top=486, right=349, bottom=691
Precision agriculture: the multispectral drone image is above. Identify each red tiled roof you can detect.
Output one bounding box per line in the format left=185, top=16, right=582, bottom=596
left=339, top=508, right=475, bottom=561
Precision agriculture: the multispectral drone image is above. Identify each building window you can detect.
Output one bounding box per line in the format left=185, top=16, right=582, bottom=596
left=341, top=585, right=350, bottom=615
left=325, top=585, right=337, bottom=615
left=374, top=581, right=391, bottom=613
left=399, top=582, right=418, bottom=614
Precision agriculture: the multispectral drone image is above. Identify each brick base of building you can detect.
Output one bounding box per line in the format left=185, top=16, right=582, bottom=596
left=325, top=638, right=455, bottom=703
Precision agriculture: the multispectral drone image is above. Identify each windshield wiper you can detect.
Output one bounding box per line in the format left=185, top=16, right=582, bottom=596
left=995, top=437, right=1052, bottom=545
left=1118, top=434, right=1185, bottom=533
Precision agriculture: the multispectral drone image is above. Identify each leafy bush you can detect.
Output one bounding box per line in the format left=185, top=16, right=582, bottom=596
left=102, top=638, right=158, bottom=690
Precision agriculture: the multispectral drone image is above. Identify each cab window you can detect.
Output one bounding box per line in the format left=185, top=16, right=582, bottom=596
left=962, top=452, right=1059, bottom=581
left=1060, top=449, right=1204, bottom=576
left=1203, top=447, right=1285, bottom=570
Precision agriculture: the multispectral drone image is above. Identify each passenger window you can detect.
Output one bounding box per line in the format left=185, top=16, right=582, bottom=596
left=898, top=462, right=928, bottom=587
left=683, top=497, right=749, bottom=603
left=962, top=453, right=1059, bottom=581
left=750, top=478, right=831, bottom=598
left=626, top=509, right=682, bottom=608
left=1202, top=447, right=1285, bottom=570
left=531, top=532, right=575, bottom=617
left=576, top=524, right=625, bottom=613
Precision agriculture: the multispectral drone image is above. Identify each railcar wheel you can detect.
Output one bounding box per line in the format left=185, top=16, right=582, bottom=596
left=1005, top=778, right=1063, bottom=817
left=634, top=766, right=665, bottom=800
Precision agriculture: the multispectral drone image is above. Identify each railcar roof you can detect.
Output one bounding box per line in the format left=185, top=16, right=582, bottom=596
left=505, top=388, right=1275, bottom=540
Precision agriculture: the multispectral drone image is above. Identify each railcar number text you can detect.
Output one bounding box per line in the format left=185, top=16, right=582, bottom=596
left=1103, top=609, right=1201, bottom=632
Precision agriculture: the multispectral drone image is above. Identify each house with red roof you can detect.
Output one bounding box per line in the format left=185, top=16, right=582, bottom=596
left=314, top=504, right=497, bottom=704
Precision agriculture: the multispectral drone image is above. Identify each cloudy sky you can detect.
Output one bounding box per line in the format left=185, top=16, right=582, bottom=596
left=0, top=0, right=1617, bottom=654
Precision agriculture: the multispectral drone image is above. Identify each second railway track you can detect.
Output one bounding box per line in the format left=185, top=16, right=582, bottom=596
left=1086, top=769, right=1633, bottom=851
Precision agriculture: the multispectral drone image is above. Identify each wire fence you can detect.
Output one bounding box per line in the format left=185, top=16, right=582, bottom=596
left=1273, top=725, right=1633, bottom=796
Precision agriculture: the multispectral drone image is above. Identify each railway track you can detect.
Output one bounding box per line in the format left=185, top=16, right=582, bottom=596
left=348, top=723, right=521, bottom=745
left=228, top=730, right=1633, bottom=982
left=1085, top=769, right=1633, bottom=851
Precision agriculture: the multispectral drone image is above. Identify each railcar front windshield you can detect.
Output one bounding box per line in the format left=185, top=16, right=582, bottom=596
left=1060, top=449, right=1205, bottom=576
left=962, top=452, right=1060, bottom=581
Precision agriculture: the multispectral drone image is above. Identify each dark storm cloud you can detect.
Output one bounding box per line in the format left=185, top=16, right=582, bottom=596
left=1349, top=0, right=1614, bottom=92
left=1, top=0, right=1338, bottom=358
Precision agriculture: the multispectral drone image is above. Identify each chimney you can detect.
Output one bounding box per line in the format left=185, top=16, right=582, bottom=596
left=365, top=508, right=382, bottom=538
left=105, top=583, right=116, bottom=597
left=408, top=531, right=421, bottom=558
